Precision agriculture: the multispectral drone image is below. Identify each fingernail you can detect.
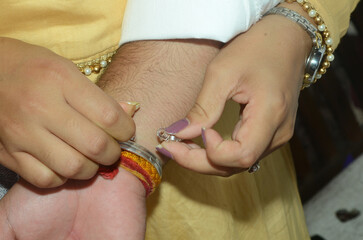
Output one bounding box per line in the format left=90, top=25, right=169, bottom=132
left=165, top=118, right=189, bottom=134
left=126, top=101, right=141, bottom=111
left=156, top=144, right=173, bottom=159
left=201, top=127, right=207, bottom=148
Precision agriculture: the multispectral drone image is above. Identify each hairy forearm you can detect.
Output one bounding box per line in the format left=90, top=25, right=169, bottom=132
left=98, top=40, right=221, bottom=163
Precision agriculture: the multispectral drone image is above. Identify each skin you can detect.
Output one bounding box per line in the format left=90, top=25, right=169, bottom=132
left=0, top=38, right=136, bottom=188
left=0, top=2, right=317, bottom=238
left=0, top=39, right=220, bottom=239
left=160, top=2, right=315, bottom=176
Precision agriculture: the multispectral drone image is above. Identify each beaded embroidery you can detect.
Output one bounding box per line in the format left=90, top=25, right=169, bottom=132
left=76, top=51, right=116, bottom=76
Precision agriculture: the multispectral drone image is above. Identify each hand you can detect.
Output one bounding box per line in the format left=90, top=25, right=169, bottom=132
left=157, top=5, right=312, bottom=176
left=0, top=168, right=146, bottom=240
left=0, top=38, right=136, bottom=187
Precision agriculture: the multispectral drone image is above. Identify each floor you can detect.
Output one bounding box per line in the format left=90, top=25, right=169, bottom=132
left=304, top=154, right=363, bottom=240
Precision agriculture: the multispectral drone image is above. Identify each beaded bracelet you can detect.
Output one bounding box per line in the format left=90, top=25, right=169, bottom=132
left=285, top=0, right=335, bottom=89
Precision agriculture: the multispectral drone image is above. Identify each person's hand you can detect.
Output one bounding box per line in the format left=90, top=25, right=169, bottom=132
left=157, top=4, right=313, bottom=176
left=0, top=168, right=146, bottom=240
left=0, top=37, right=136, bottom=187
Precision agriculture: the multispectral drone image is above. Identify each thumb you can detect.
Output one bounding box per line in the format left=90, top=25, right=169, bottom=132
left=118, top=101, right=140, bottom=116
left=172, top=73, right=229, bottom=139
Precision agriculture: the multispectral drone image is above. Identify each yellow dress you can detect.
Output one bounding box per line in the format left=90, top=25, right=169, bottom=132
left=0, top=0, right=359, bottom=239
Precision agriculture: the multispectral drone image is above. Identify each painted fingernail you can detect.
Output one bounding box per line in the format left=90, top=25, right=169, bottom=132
left=201, top=127, right=207, bottom=148
left=165, top=118, right=189, bottom=134
left=156, top=144, right=173, bottom=159
left=126, top=101, right=141, bottom=111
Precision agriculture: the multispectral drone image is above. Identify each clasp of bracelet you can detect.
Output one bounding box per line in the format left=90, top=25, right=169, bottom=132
left=157, top=128, right=182, bottom=142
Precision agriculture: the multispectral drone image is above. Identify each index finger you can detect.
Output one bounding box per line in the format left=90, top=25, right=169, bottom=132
left=63, top=68, right=135, bottom=141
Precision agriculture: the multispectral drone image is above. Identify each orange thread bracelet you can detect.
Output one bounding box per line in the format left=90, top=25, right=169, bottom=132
left=120, top=150, right=162, bottom=196
left=98, top=141, right=163, bottom=197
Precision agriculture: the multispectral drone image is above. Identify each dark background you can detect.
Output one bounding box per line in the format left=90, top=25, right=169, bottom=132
left=290, top=1, right=363, bottom=202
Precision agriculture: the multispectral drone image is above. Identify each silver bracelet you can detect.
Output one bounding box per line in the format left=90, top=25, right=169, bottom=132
left=119, top=140, right=163, bottom=177
left=264, top=7, right=327, bottom=88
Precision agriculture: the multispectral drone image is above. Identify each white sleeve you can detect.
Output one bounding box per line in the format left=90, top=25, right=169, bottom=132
left=119, top=0, right=281, bottom=46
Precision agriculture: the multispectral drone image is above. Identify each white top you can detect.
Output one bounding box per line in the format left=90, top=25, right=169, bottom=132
left=119, top=0, right=280, bottom=46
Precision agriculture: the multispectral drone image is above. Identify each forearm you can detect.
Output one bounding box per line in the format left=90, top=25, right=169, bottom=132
left=97, top=40, right=221, bottom=164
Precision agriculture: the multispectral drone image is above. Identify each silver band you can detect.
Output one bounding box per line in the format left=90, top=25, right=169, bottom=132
left=119, top=140, right=163, bottom=177
left=264, top=7, right=317, bottom=39
left=264, top=7, right=326, bottom=86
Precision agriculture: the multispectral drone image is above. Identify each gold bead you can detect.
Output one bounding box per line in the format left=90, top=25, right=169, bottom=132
left=314, top=16, right=322, bottom=25
left=326, top=47, right=333, bottom=54
left=304, top=73, right=310, bottom=80
left=93, top=64, right=101, bottom=73
left=319, top=68, right=327, bottom=75
left=322, top=61, right=330, bottom=69
left=107, top=58, right=112, bottom=63
left=303, top=3, right=311, bottom=11
left=323, top=31, right=330, bottom=38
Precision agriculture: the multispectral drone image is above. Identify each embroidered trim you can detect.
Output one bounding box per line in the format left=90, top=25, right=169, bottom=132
left=76, top=51, right=116, bottom=76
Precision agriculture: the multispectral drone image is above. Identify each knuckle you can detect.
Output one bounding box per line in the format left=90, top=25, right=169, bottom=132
left=34, top=170, right=59, bottom=188
left=63, top=157, right=85, bottom=178
left=206, top=61, right=228, bottom=80
left=100, top=106, right=120, bottom=128
left=237, top=150, right=258, bottom=169
left=86, top=134, right=109, bottom=156
left=28, top=57, right=71, bottom=84
left=116, top=120, right=136, bottom=142
left=189, top=103, right=210, bottom=121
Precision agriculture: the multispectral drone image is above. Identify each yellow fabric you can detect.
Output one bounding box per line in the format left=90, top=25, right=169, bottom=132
left=0, top=0, right=358, bottom=239
left=146, top=101, right=310, bottom=239
left=0, top=0, right=126, bottom=82
left=308, top=0, right=360, bottom=49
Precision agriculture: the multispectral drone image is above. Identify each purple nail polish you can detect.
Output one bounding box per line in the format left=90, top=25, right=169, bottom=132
left=201, top=127, right=207, bottom=148
left=156, top=145, right=173, bottom=159
left=165, top=118, right=189, bottom=134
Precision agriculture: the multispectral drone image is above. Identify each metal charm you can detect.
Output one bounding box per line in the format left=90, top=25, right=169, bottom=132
left=248, top=162, right=261, bottom=173
left=157, top=128, right=182, bottom=142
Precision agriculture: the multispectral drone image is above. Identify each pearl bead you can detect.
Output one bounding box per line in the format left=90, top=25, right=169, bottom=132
left=316, top=74, right=322, bottom=79
left=84, top=67, right=92, bottom=76
left=325, top=37, right=333, bottom=46
left=100, top=60, right=108, bottom=68
left=297, top=0, right=304, bottom=3
left=318, top=24, right=326, bottom=32
left=309, top=9, right=317, bottom=17
left=327, top=54, right=335, bottom=62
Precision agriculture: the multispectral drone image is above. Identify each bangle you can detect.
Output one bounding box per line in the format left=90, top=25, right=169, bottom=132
left=98, top=140, right=163, bottom=197
left=285, top=0, right=335, bottom=89
left=119, top=141, right=162, bottom=197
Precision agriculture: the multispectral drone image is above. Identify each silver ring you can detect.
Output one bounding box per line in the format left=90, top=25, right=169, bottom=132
left=157, top=128, right=182, bottom=142
left=248, top=162, right=260, bottom=173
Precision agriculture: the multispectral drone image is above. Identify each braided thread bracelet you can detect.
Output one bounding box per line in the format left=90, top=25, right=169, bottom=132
left=285, top=0, right=335, bottom=89
left=98, top=141, right=163, bottom=197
